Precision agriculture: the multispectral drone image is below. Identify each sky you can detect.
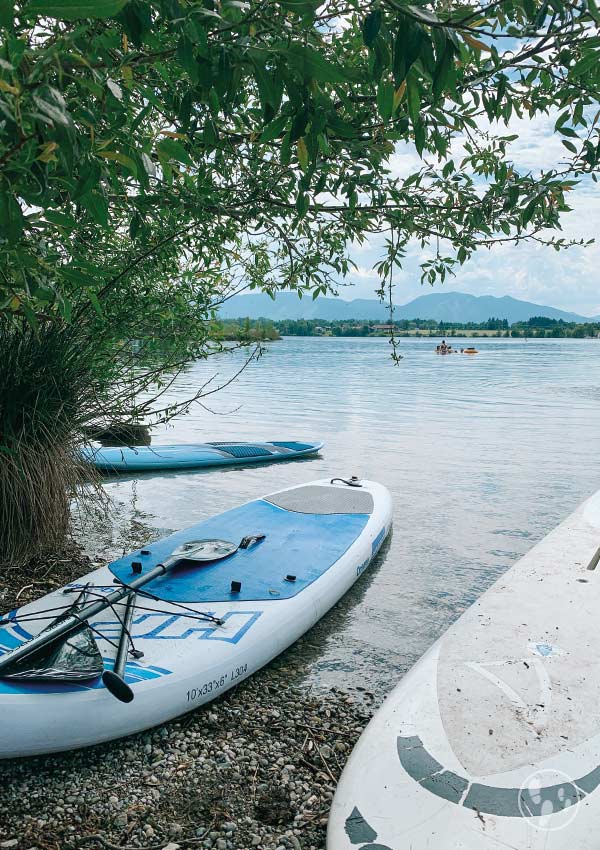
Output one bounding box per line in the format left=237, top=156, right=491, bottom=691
left=339, top=110, right=600, bottom=317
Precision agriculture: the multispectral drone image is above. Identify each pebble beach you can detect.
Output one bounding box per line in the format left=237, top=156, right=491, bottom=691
left=0, top=653, right=373, bottom=850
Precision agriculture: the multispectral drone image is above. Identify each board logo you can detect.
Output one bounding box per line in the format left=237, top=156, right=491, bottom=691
left=94, top=609, right=262, bottom=645
left=518, top=769, right=581, bottom=830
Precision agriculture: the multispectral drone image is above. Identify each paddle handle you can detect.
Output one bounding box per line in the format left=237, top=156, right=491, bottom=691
left=102, top=592, right=138, bottom=703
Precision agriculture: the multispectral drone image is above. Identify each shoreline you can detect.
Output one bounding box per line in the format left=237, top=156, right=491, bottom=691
left=0, top=547, right=378, bottom=850
left=0, top=658, right=373, bottom=850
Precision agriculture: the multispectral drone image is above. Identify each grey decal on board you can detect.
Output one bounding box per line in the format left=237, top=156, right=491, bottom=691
left=344, top=807, right=377, bottom=844
left=397, top=734, right=600, bottom=818
left=344, top=806, right=393, bottom=850
left=420, top=769, right=469, bottom=804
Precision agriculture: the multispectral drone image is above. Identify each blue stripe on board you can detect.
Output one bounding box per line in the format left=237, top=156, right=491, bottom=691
left=0, top=656, right=171, bottom=695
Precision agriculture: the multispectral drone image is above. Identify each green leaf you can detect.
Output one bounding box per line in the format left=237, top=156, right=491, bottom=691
left=280, top=134, right=291, bottom=165
left=32, top=95, right=69, bottom=126
left=405, top=4, right=439, bottom=24
left=297, top=136, right=309, bottom=170
left=317, top=133, right=330, bottom=155
left=88, top=290, right=103, bottom=317
left=406, top=72, right=420, bottom=125
left=251, top=57, right=280, bottom=110
left=72, top=160, right=100, bottom=200
left=259, top=114, right=289, bottom=143
left=505, top=185, right=519, bottom=208
left=295, top=191, right=309, bottom=216
left=362, top=9, right=381, bottom=48
left=21, top=301, right=39, bottom=328
left=208, top=87, right=220, bottom=117
left=97, top=150, right=137, bottom=176
left=377, top=80, right=394, bottom=121
left=81, top=191, right=108, bottom=227
left=0, top=193, right=24, bottom=242
left=433, top=42, right=454, bottom=100
left=280, top=0, right=319, bottom=16
left=572, top=52, right=598, bottom=77
left=562, top=139, right=578, bottom=154
left=45, top=209, right=76, bottom=228
left=287, top=43, right=347, bottom=83
left=106, top=78, right=123, bottom=100
left=0, top=1, right=14, bottom=27
left=157, top=137, right=193, bottom=167
left=394, top=19, right=425, bottom=84
left=414, top=118, right=425, bottom=156
left=290, top=107, right=309, bottom=142
left=57, top=295, right=72, bottom=322
left=26, top=0, right=128, bottom=19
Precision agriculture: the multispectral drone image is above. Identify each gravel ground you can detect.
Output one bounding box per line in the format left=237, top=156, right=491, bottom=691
left=0, top=544, right=379, bottom=850
left=0, top=543, right=97, bottom=611
left=0, top=637, right=374, bottom=850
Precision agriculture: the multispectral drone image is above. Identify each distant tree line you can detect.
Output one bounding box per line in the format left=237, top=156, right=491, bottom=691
left=219, top=319, right=280, bottom=342
left=223, top=316, right=600, bottom=339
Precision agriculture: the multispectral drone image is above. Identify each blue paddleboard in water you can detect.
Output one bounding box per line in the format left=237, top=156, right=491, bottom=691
left=81, top=440, right=323, bottom=472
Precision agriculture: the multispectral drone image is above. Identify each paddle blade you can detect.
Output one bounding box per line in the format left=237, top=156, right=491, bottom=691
left=164, top=538, right=238, bottom=566
left=1, top=624, right=103, bottom=681
left=102, top=669, right=134, bottom=703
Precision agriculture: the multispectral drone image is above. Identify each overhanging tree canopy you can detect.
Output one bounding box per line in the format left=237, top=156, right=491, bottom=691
left=1, top=0, right=600, bottom=561
left=1, top=0, right=599, bottom=329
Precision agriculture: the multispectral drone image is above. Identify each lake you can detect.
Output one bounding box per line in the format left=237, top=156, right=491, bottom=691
left=82, top=336, right=600, bottom=701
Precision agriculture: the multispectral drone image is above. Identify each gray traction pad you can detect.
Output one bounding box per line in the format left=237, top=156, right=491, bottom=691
left=266, top=485, right=373, bottom=515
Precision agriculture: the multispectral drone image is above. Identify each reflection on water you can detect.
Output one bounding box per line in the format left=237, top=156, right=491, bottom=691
left=80, top=337, right=600, bottom=701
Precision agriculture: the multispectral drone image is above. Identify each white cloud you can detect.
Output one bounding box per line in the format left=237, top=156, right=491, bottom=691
left=341, top=111, right=599, bottom=315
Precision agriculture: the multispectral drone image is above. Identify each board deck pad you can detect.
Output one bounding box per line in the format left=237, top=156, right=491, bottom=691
left=110, top=498, right=370, bottom=602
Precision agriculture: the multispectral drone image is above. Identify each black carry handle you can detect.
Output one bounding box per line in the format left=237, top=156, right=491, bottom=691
left=330, top=476, right=362, bottom=488
left=239, top=534, right=266, bottom=549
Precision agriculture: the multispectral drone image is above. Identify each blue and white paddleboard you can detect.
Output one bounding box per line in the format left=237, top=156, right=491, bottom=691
left=328, top=489, right=600, bottom=850
left=0, top=478, right=391, bottom=757
left=81, top=440, right=323, bottom=473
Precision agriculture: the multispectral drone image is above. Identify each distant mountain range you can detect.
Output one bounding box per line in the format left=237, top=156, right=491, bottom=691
left=218, top=291, right=591, bottom=324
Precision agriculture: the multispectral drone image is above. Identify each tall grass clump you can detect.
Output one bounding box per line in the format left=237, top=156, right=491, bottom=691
left=0, top=311, right=253, bottom=565
left=0, top=320, right=101, bottom=564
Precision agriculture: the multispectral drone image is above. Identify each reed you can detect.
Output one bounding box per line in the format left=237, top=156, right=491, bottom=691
left=0, top=321, right=100, bottom=564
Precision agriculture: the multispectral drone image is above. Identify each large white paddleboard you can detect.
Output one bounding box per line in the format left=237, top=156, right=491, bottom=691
left=329, top=489, right=600, bottom=849
left=0, top=478, right=391, bottom=758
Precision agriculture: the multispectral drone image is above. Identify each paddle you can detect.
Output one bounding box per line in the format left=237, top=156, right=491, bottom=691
left=0, top=534, right=265, bottom=680
left=102, top=592, right=140, bottom=703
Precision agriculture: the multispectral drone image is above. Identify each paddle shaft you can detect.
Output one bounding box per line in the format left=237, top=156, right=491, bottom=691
left=0, top=562, right=169, bottom=675
left=101, top=592, right=138, bottom=702
left=113, top=592, right=137, bottom=678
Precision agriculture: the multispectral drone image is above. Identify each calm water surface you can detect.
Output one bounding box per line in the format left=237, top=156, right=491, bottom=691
left=82, top=337, right=600, bottom=701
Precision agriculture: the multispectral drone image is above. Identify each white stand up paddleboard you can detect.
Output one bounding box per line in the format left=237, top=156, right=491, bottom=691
left=0, top=477, right=391, bottom=758
left=329, top=489, right=600, bottom=849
